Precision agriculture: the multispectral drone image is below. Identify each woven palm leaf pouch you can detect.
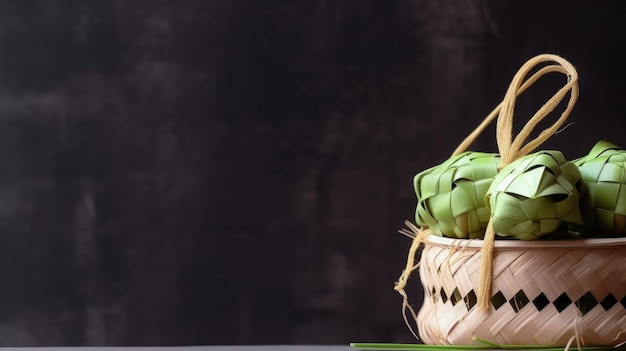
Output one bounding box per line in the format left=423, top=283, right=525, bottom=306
left=395, top=54, right=626, bottom=347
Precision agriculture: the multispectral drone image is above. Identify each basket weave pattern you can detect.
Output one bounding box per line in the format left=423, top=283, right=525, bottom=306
left=417, top=235, right=626, bottom=345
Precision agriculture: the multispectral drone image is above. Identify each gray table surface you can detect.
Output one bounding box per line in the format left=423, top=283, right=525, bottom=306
left=0, top=346, right=354, bottom=351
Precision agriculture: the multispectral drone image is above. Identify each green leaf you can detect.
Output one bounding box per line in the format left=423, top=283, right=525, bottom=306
left=574, top=140, right=626, bottom=236
left=485, top=150, right=583, bottom=239
left=414, top=152, right=500, bottom=238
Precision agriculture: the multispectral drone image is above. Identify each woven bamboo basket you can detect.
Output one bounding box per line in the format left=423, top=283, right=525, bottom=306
left=417, top=234, right=626, bottom=345
left=395, top=54, right=626, bottom=347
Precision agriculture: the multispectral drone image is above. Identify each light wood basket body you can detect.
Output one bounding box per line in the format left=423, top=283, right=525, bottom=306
left=417, top=234, right=626, bottom=345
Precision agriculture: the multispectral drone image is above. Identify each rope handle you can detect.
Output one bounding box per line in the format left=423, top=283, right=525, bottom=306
left=477, top=53, right=579, bottom=310
left=453, top=55, right=578, bottom=158
left=395, top=54, right=580, bottom=330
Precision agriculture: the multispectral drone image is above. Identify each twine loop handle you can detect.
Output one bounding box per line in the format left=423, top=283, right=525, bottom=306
left=396, top=53, right=580, bottom=335
left=476, top=54, right=579, bottom=310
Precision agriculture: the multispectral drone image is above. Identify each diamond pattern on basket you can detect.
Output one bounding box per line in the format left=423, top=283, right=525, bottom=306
left=532, top=292, right=550, bottom=311
left=463, top=290, right=477, bottom=310
left=509, top=290, right=530, bottom=312
left=490, top=291, right=507, bottom=310
left=554, top=292, right=572, bottom=312
left=440, top=287, right=448, bottom=304
left=429, top=286, right=626, bottom=314
left=601, top=293, right=618, bottom=311
left=450, top=288, right=462, bottom=306
left=576, top=291, right=598, bottom=316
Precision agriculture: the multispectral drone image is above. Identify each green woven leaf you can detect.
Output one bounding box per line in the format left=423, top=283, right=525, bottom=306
left=414, top=151, right=500, bottom=239
left=573, top=140, right=626, bottom=236
left=485, top=150, right=583, bottom=240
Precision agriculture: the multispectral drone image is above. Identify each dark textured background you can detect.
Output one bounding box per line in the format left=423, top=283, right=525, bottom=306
left=0, top=0, right=625, bottom=346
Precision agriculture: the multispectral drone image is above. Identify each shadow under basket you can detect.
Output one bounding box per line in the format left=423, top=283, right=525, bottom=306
left=416, top=234, right=626, bottom=346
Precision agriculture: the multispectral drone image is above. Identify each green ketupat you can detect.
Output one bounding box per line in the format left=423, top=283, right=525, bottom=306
left=485, top=150, right=583, bottom=240
left=414, top=151, right=500, bottom=239
left=573, top=140, right=626, bottom=236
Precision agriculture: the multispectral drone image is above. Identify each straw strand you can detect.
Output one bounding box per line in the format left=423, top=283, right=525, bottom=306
left=395, top=221, right=430, bottom=340
left=452, top=64, right=569, bottom=157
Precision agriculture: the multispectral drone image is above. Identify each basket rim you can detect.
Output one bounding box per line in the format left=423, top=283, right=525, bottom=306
left=424, top=233, right=626, bottom=249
